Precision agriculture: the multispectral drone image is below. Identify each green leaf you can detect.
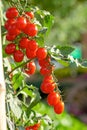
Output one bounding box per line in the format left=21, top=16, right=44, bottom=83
left=36, top=35, right=44, bottom=47
left=28, top=88, right=41, bottom=110
left=43, top=14, right=54, bottom=35
left=12, top=73, right=24, bottom=90
left=57, top=45, right=75, bottom=56
left=20, top=87, right=35, bottom=98
left=1, top=26, right=6, bottom=35
left=9, top=95, right=22, bottom=119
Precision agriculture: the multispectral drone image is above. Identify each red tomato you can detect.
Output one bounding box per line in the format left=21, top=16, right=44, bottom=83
left=54, top=101, right=64, bottom=114
left=43, top=75, right=53, bottom=82
left=23, top=23, right=38, bottom=37
left=4, top=19, right=15, bottom=30
left=5, top=43, right=16, bottom=54
left=6, top=7, right=18, bottom=19
left=8, top=23, right=21, bottom=36
left=13, top=50, right=24, bottom=62
left=26, top=49, right=36, bottom=59
left=25, top=11, right=34, bottom=19
left=25, top=122, right=40, bottom=130
left=27, top=40, right=38, bottom=51
left=47, top=91, right=60, bottom=106
left=40, top=66, right=52, bottom=76
left=25, top=61, right=36, bottom=75
left=36, top=47, right=47, bottom=60
left=40, top=81, right=55, bottom=94
left=16, top=17, right=27, bottom=30
left=6, top=33, right=16, bottom=41
left=19, top=37, right=29, bottom=49
left=38, top=56, right=51, bottom=67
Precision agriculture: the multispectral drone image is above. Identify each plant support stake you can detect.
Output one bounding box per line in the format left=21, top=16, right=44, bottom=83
left=0, top=21, right=7, bottom=130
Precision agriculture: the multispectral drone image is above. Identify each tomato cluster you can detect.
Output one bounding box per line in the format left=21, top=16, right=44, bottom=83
left=4, top=7, right=64, bottom=127
left=5, top=7, right=37, bottom=61
left=39, top=56, right=64, bottom=114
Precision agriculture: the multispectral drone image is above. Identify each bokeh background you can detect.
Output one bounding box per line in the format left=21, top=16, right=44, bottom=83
left=27, top=0, right=87, bottom=129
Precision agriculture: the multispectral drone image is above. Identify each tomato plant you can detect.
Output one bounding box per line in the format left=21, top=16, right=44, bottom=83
left=1, top=0, right=86, bottom=130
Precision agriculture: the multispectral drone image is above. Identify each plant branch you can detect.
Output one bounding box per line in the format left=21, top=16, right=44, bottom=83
left=9, top=59, right=31, bottom=75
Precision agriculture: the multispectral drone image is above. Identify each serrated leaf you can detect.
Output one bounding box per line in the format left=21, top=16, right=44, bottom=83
left=9, top=96, right=22, bottom=119
left=57, top=46, right=75, bottom=56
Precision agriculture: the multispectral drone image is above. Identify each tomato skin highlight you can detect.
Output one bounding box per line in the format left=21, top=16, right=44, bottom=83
left=6, top=7, right=18, bottom=19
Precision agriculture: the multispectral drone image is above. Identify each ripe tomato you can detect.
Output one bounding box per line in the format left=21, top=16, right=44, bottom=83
left=40, top=81, right=55, bottom=94
left=6, top=33, right=16, bottom=41
left=47, top=91, right=60, bottom=106
left=16, top=17, right=27, bottom=30
left=40, top=67, right=52, bottom=76
left=6, top=7, right=18, bottom=19
left=4, top=19, right=15, bottom=30
left=26, top=49, right=36, bottom=59
left=54, top=101, right=64, bottom=114
left=19, top=37, right=29, bottom=49
left=43, top=75, right=53, bottom=83
left=8, top=23, right=21, bottom=36
left=27, top=40, right=38, bottom=51
left=13, top=50, right=24, bottom=62
left=38, top=56, right=51, bottom=67
left=23, top=23, right=38, bottom=37
left=25, top=61, right=36, bottom=75
left=25, top=122, right=40, bottom=130
left=36, top=47, right=47, bottom=60
left=5, top=43, right=16, bottom=54
left=25, top=11, right=34, bottom=19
